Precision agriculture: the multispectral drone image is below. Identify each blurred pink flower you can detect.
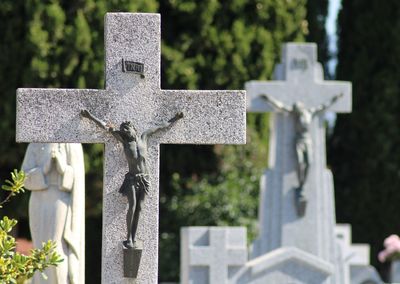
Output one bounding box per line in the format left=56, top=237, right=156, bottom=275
left=378, top=234, right=400, bottom=262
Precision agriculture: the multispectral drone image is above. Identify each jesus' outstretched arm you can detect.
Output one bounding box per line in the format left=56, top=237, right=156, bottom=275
left=260, top=94, right=292, bottom=112
left=312, top=93, right=344, bottom=115
left=141, top=112, right=184, bottom=141
left=80, top=109, right=123, bottom=141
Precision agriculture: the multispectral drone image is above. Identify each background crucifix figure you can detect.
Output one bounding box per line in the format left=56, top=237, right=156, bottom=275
left=261, top=92, right=343, bottom=212
left=80, top=109, right=183, bottom=249
left=246, top=43, right=352, bottom=284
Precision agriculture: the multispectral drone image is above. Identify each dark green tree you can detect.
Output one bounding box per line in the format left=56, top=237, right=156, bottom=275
left=305, top=0, right=329, bottom=77
left=329, top=0, right=400, bottom=279
left=0, top=1, right=313, bottom=282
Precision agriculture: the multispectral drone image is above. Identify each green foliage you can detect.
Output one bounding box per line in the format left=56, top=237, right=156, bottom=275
left=329, top=0, right=400, bottom=278
left=0, top=170, right=25, bottom=208
left=0, top=0, right=323, bottom=282
left=0, top=170, right=62, bottom=283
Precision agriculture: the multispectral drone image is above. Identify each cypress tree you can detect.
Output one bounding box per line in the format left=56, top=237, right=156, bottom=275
left=329, top=0, right=400, bottom=278
left=306, top=0, right=329, bottom=76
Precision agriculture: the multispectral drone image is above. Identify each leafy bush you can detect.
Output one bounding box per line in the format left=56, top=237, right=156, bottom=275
left=0, top=170, right=62, bottom=284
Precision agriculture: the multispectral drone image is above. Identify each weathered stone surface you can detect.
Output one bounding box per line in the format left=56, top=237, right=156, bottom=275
left=246, top=43, right=352, bottom=284
left=350, top=265, right=383, bottom=284
left=16, top=13, right=246, bottom=284
left=181, top=227, right=247, bottom=284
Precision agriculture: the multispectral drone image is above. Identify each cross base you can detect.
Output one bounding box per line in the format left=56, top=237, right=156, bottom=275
left=123, top=241, right=143, bottom=278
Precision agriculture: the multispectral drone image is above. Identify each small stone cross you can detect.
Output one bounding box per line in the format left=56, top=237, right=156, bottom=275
left=16, top=13, right=246, bottom=283
left=335, top=224, right=370, bottom=266
left=181, top=227, right=247, bottom=284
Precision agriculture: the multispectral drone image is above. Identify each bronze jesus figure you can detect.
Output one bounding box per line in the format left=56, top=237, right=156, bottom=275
left=81, top=109, right=183, bottom=248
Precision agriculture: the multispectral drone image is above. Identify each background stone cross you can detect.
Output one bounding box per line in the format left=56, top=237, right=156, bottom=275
left=245, top=43, right=351, bottom=283
left=16, top=13, right=246, bottom=283
left=246, top=42, right=351, bottom=113
left=181, top=227, right=247, bottom=284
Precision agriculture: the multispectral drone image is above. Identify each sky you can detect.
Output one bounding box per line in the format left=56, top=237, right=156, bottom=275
left=324, top=0, right=342, bottom=125
left=326, top=0, right=342, bottom=77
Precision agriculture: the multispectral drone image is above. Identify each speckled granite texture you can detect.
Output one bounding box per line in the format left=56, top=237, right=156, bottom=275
left=16, top=13, right=246, bottom=284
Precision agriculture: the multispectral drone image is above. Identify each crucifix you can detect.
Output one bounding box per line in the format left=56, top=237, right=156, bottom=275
left=16, top=13, right=246, bottom=283
left=246, top=43, right=352, bottom=278
left=260, top=91, right=343, bottom=213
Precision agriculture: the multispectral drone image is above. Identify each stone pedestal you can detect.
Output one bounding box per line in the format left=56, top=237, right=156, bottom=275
left=123, top=242, right=143, bottom=279
left=233, top=247, right=333, bottom=284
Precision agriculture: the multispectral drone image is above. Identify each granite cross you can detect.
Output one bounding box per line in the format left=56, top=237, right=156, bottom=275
left=246, top=43, right=351, bottom=282
left=16, top=13, right=246, bottom=283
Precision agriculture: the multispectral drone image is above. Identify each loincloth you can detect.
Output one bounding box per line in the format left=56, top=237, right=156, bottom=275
left=119, top=172, right=150, bottom=196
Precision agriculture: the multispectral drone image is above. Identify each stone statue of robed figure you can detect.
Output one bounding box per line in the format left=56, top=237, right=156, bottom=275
left=22, top=143, right=85, bottom=284
left=80, top=110, right=183, bottom=249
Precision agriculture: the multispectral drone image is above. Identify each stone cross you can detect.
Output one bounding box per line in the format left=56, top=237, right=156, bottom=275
left=16, top=13, right=246, bottom=283
left=335, top=224, right=370, bottom=266
left=246, top=43, right=351, bottom=283
left=181, top=227, right=247, bottom=284
left=335, top=224, right=383, bottom=284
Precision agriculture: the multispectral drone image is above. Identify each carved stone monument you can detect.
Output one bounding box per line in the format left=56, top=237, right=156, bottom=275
left=22, top=143, right=85, bottom=283
left=16, top=13, right=246, bottom=283
left=181, top=226, right=334, bottom=284
left=180, top=43, right=353, bottom=284
left=245, top=42, right=352, bottom=283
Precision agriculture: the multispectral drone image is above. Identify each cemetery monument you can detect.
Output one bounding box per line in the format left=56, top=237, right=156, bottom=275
left=16, top=13, right=246, bottom=283
left=181, top=42, right=356, bottom=284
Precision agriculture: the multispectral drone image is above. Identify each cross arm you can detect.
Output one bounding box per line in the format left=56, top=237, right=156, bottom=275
left=245, top=81, right=289, bottom=113
left=312, top=92, right=344, bottom=115
left=260, top=93, right=292, bottom=112
left=159, top=90, right=246, bottom=145
left=16, top=88, right=112, bottom=143
left=309, top=81, right=352, bottom=113
left=246, top=80, right=352, bottom=114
